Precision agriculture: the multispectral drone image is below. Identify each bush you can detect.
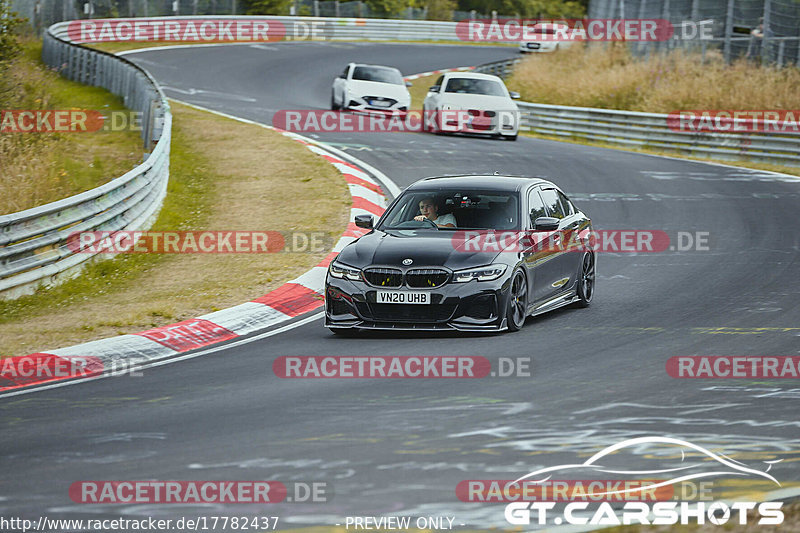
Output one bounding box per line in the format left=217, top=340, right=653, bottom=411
left=0, top=0, right=24, bottom=108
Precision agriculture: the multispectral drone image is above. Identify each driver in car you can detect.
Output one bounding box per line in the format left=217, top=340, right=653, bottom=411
left=414, top=196, right=456, bottom=227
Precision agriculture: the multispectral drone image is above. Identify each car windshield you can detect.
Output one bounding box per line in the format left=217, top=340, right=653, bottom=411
left=378, top=189, right=520, bottom=231
left=352, top=66, right=404, bottom=85
left=444, top=78, right=506, bottom=97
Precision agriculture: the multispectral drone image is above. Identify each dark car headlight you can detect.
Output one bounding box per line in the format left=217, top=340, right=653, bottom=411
left=452, top=264, right=508, bottom=283
left=329, top=260, right=362, bottom=281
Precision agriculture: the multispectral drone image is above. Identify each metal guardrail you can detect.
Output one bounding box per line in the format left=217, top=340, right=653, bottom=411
left=3, top=18, right=796, bottom=299
left=474, top=59, right=800, bottom=167
left=59, top=15, right=467, bottom=43
left=0, top=22, right=171, bottom=299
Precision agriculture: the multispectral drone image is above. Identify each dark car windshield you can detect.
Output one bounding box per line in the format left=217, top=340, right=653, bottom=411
left=444, top=78, right=506, bottom=97
left=352, top=66, right=404, bottom=85
left=378, top=189, right=520, bottom=231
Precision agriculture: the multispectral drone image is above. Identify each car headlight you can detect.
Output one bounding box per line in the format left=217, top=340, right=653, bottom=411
left=452, top=264, right=508, bottom=283
left=329, top=260, right=362, bottom=281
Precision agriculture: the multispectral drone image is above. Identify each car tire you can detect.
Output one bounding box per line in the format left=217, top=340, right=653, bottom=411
left=506, top=269, right=528, bottom=332
left=422, top=106, right=431, bottom=132
left=331, top=91, right=340, bottom=111
left=574, top=252, right=595, bottom=308
left=504, top=134, right=518, bottom=141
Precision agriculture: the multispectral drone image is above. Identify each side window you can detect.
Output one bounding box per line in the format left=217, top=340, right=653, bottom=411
left=341, top=66, right=350, bottom=79
left=557, top=190, right=574, bottom=216
left=528, top=189, right=547, bottom=226
left=435, top=75, right=444, bottom=86
left=540, top=188, right=566, bottom=219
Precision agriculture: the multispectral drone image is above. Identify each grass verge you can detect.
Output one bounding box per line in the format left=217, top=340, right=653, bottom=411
left=508, top=43, right=800, bottom=112
left=0, top=40, right=143, bottom=214
left=0, top=100, right=350, bottom=358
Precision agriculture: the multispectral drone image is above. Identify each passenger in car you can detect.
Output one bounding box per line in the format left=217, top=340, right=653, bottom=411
left=414, top=196, right=457, bottom=227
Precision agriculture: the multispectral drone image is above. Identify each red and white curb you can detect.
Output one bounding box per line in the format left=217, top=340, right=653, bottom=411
left=404, top=66, right=474, bottom=81
left=0, top=107, right=391, bottom=393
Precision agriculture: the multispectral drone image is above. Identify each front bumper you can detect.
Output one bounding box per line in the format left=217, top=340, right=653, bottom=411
left=345, top=95, right=408, bottom=116
left=439, top=111, right=519, bottom=136
left=519, top=41, right=560, bottom=52
left=324, top=275, right=512, bottom=332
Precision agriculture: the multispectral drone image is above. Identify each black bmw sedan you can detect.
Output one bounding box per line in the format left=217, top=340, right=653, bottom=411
left=324, top=175, right=595, bottom=333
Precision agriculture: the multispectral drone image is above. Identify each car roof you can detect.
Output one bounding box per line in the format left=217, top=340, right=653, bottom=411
left=408, top=175, right=555, bottom=193
left=440, top=71, right=503, bottom=81
left=349, top=63, right=400, bottom=72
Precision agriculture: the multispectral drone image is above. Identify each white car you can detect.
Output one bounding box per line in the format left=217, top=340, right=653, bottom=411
left=422, top=72, right=520, bottom=141
left=331, top=63, right=411, bottom=115
left=519, top=22, right=573, bottom=53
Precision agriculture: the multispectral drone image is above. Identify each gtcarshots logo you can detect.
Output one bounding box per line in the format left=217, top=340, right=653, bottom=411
left=504, top=437, right=784, bottom=527
left=273, top=356, right=531, bottom=378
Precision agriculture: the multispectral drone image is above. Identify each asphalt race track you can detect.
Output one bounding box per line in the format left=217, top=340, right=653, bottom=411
left=2, top=42, right=800, bottom=530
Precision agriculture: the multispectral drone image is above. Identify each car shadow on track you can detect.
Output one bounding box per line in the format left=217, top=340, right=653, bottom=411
left=326, top=304, right=586, bottom=340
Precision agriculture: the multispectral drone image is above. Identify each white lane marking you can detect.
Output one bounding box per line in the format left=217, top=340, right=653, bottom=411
left=117, top=42, right=260, bottom=55
left=0, top=313, right=323, bottom=400
left=161, top=86, right=257, bottom=102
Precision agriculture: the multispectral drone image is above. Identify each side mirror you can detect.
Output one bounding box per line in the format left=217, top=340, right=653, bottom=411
left=355, top=214, right=374, bottom=229
left=428, top=85, right=440, bottom=93
left=533, top=216, right=559, bottom=231
left=405, top=80, right=412, bottom=87
left=509, top=91, right=521, bottom=100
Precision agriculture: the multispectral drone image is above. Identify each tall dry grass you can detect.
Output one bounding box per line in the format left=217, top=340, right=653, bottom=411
left=508, top=43, right=800, bottom=112
left=0, top=40, right=141, bottom=215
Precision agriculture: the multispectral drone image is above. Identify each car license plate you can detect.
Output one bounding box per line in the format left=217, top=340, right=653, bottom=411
left=527, top=42, right=541, bottom=49
left=370, top=100, right=391, bottom=107
left=376, top=291, right=430, bottom=304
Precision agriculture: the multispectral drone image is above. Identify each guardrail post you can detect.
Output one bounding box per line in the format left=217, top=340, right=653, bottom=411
left=761, top=0, right=772, bottom=64
left=723, top=0, right=733, bottom=63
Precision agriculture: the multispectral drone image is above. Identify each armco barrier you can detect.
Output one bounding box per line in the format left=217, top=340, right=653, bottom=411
left=0, top=23, right=170, bottom=299
left=473, top=59, right=800, bottom=167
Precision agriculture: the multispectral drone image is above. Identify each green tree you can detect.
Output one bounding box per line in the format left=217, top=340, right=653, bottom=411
left=0, top=0, right=23, bottom=108
left=242, top=0, right=294, bottom=15
left=457, top=0, right=585, bottom=18
left=364, top=0, right=408, bottom=18
left=425, top=0, right=457, bottom=21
